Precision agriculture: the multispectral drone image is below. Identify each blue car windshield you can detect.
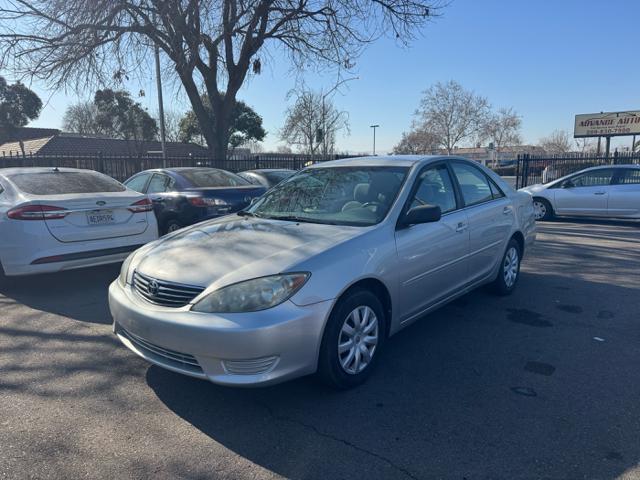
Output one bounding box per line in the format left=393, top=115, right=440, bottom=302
left=248, top=166, right=409, bottom=226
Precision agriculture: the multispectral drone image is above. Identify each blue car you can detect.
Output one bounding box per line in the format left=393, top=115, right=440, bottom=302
left=124, top=168, right=266, bottom=234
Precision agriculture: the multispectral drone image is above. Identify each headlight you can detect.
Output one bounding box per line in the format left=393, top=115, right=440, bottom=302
left=118, top=252, right=136, bottom=286
left=191, top=273, right=310, bottom=313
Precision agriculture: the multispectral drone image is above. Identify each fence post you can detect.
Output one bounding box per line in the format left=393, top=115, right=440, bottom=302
left=515, top=155, right=521, bottom=189
left=612, top=150, right=618, bottom=165
left=254, top=155, right=260, bottom=169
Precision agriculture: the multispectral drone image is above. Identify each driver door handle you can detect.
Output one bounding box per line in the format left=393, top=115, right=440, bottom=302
left=456, top=222, right=468, bottom=233
left=594, top=192, right=606, bottom=195
left=503, top=206, right=513, bottom=214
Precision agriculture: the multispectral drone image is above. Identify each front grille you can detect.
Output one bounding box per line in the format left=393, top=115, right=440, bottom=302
left=133, top=270, right=204, bottom=307
left=119, top=326, right=204, bottom=375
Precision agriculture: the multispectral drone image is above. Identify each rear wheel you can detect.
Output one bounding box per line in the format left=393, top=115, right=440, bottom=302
left=318, top=289, right=386, bottom=389
left=533, top=198, right=554, bottom=221
left=162, top=218, right=183, bottom=235
left=492, top=239, right=521, bottom=296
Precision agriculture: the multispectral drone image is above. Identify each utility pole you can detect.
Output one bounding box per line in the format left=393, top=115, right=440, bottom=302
left=370, top=124, right=379, bottom=155
left=154, top=43, right=167, bottom=167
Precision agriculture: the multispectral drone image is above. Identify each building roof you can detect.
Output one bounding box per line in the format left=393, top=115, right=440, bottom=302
left=0, top=132, right=210, bottom=157
left=0, top=127, right=61, bottom=144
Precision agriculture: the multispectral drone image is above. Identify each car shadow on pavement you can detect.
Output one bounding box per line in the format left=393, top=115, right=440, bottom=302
left=0, top=264, right=119, bottom=325
left=146, top=269, right=640, bottom=480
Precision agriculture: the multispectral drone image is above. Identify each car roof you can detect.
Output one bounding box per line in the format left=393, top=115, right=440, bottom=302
left=0, top=167, right=97, bottom=176
left=241, top=169, right=294, bottom=173
left=572, top=164, right=640, bottom=174
left=308, top=155, right=455, bottom=168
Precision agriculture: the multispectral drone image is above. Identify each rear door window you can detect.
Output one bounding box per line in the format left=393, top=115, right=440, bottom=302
left=8, top=171, right=125, bottom=195
left=451, top=162, right=493, bottom=206
left=147, top=174, right=176, bottom=193
left=124, top=173, right=151, bottom=193
left=616, top=168, right=640, bottom=185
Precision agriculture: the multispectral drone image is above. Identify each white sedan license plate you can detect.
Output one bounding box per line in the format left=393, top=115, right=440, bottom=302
left=87, top=210, right=115, bottom=226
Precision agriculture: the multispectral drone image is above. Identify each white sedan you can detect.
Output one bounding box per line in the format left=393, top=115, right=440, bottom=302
left=0, top=167, right=158, bottom=284
left=520, top=165, right=640, bottom=220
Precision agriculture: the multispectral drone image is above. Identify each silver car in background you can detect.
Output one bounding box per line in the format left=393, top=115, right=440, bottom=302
left=109, top=156, right=536, bottom=389
left=521, top=164, right=640, bottom=221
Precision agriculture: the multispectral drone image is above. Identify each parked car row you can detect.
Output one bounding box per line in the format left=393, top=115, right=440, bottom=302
left=0, top=166, right=293, bottom=280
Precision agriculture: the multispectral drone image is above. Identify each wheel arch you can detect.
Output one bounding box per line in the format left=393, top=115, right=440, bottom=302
left=511, top=230, right=525, bottom=257
left=330, top=277, right=393, bottom=339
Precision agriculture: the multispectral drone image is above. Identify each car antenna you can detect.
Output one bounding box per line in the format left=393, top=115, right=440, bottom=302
left=52, top=167, right=60, bottom=172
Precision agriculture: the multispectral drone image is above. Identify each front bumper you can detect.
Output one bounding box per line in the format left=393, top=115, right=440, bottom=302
left=108, top=280, right=333, bottom=387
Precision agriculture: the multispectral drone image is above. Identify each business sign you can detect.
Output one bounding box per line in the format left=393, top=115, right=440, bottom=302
left=574, top=111, right=640, bottom=138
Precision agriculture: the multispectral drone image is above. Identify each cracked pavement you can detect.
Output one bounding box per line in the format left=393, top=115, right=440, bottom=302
left=1, top=218, right=640, bottom=479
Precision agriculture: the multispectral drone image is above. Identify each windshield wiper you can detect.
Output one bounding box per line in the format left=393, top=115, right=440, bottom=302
left=267, top=215, right=339, bottom=225
left=237, top=210, right=265, bottom=218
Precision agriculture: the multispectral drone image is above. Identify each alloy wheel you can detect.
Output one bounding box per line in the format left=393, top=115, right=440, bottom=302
left=503, top=246, right=519, bottom=288
left=338, top=305, right=378, bottom=375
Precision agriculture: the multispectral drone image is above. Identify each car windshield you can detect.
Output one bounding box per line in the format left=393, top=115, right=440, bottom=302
left=180, top=168, right=250, bottom=187
left=7, top=171, right=126, bottom=195
left=248, top=166, right=409, bottom=226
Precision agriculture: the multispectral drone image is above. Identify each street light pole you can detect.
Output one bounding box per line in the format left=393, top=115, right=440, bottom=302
left=154, top=43, right=167, bottom=168
left=370, top=124, right=379, bottom=155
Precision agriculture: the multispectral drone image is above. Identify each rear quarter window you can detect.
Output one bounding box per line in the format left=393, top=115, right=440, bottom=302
left=8, top=171, right=126, bottom=195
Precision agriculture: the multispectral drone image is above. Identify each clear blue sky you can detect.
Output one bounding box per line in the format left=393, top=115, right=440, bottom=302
left=16, top=0, right=640, bottom=153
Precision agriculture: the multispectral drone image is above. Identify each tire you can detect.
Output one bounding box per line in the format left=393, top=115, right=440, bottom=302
left=0, top=262, right=6, bottom=289
left=533, top=198, right=554, bottom=221
left=318, top=289, right=386, bottom=389
left=491, top=239, right=522, bottom=296
left=162, top=218, right=183, bottom=235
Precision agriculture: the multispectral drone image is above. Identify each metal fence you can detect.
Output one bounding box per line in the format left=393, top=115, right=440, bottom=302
left=515, top=152, right=640, bottom=188
left=0, top=152, right=355, bottom=182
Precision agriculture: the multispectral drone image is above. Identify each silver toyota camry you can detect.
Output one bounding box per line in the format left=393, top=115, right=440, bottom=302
left=109, top=156, right=536, bottom=389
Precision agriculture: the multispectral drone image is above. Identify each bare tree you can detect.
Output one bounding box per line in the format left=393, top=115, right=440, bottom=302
left=574, top=137, right=596, bottom=154
left=62, top=101, right=100, bottom=135
left=414, top=80, right=490, bottom=154
left=0, top=0, right=443, bottom=160
left=393, top=125, right=438, bottom=154
left=280, top=90, right=349, bottom=155
left=539, top=129, right=573, bottom=154
left=481, top=107, right=522, bottom=151
left=276, top=145, right=293, bottom=154
left=159, top=110, right=184, bottom=143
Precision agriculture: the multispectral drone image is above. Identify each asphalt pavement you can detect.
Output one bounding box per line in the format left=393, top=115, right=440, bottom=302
left=1, top=219, right=639, bottom=480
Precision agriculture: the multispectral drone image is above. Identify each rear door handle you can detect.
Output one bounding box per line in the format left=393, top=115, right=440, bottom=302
left=594, top=192, right=606, bottom=195
left=456, top=222, right=467, bottom=233
left=151, top=197, right=164, bottom=201
left=503, top=206, right=513, bottom=214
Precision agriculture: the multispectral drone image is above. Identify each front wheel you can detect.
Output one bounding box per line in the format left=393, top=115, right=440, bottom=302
left=491, top=239, right=521, bottom=296
left=318, top=289, right=386, bottom=389
left=533, top=198, right=554, bottom=221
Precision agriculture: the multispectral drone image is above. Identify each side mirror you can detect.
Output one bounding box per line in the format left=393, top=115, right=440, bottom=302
left=399, top=204, right=442, bottom=228
left=562, top=179, right=574, bottom=188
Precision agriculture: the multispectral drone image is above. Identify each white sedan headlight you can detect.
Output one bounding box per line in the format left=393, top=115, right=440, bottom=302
left=191, top=273, right=310, bottom=313
left=118, top=252, right=136, bottom=286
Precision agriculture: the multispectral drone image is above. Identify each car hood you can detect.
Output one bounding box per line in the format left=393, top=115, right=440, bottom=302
left=519, top=183, right=547, bottom=194
left=134, top=215, right=368, bottom=288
